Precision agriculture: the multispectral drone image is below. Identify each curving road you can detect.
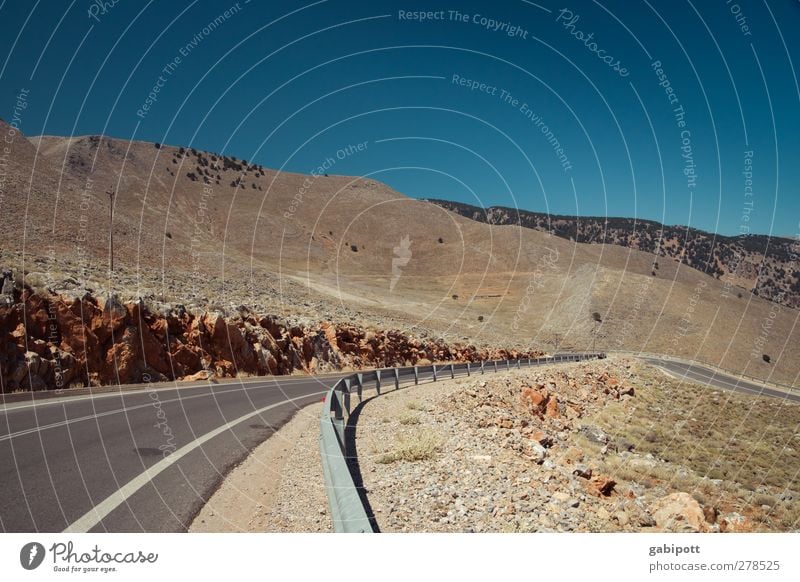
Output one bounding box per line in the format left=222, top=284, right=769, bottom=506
left=0, top=374, right=342, bottom=533
left=0, top=354, right=795, bottom=533
left=637, top=356, right=800, bottom=403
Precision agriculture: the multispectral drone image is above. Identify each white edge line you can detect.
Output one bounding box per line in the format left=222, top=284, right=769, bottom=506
left=62, top=391, right=326, bottom=533
left=0, top=374, right=340, bottom=414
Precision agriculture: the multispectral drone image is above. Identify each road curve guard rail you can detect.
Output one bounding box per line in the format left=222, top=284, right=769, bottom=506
left=319, top=352, right=605, bottom=532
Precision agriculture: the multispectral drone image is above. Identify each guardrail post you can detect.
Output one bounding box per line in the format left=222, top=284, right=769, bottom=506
left=494, top=361, right=498, bottom=373
left=331, top=382, right=343, bottom=421
left=343, top=379, right=351, bottom=415
left=394, top=367, right=400, bottom=390
left=375, top=370, right=381, bottom=395
left=450, top=363, right=455, bottom=379
left=333, top=385, right=346, bottom=445
left=481, top=361, right=485, bottom=374
left=356, top=373, right=363, bottom=402
left=466, top=362, right=471, bottom=376
left=506, top=359, right=510, bottom=371
left=414, top=366, right=419, bottom=385
left=527, top=358, right=531, bottom=366
left=517, top=359, right=521, bottom=369
left=433, top=365, right=437, bottom=382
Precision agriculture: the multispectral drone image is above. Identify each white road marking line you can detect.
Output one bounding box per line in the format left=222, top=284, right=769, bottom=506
left=0, top=383, right=292, bottom=442
left=62, top=391, right=326, bottom=533
left=0, top=373, right=341, bottom=414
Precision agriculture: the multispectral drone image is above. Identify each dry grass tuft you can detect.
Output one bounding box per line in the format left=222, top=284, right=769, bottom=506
left=376, top=431, right=442, bottom=464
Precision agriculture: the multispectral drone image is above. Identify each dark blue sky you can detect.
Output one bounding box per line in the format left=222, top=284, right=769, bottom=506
left=2, top=0, right=798, bottom=237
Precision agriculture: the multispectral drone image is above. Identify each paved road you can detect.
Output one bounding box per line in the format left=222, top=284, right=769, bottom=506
left=0, top=374, right=342, bottom=532
left=638, top=356, right=800, bottom=403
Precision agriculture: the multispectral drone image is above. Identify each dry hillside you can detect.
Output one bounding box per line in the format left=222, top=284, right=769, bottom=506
left=1, top=119, right=798, bottom=386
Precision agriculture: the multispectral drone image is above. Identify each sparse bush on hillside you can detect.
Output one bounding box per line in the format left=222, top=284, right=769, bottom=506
left=477, top=315, right=484, bottom=322
left=437, top=237, right=444, bottom=244
left=763, top=354, right=771, bottom=363
left=23, top=273, right=48, bottom=296
left=350, top=244, right=358, bottom=252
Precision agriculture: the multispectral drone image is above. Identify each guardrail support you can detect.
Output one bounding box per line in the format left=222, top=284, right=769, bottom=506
left=432, top=365, right=437, bottom=381
left=355, top=373, right=363, bottom=402
left=466, top=362, right=471, bottom=376
left=481, top=361, right=485, bottom=374
left=394, top=367, right=400, bottom=390
left=413, top=366, right=419, bottom=385
left=450, top=363, right=455, bottom=379
left=494, top=361, right=498, bottom=373
left=506, top=359, right=510, bottom=371
left=375, top=370, right=381, bottom=395
left=343, top=379, right=351, bottom=415
left=517, top=359, right=521, bottom=369
left=332, top=388, right=345, bottom=445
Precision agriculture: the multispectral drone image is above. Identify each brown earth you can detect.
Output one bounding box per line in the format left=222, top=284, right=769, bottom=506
left=430, top=199, right=800, bottom=310
left=1, top=119, right=798, bottom=387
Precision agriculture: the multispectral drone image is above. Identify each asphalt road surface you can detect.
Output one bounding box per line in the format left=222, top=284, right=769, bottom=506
left=0, top=374, right=341, bottom=533
left=638, top=356, right=800, bottom=403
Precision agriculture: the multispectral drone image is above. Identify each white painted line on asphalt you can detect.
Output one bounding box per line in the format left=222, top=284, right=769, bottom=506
left=62, top=390, right=326, bottom=533
left=0, top=383, right=302, bottom=442
left=0, top=373, right=339, bottom=414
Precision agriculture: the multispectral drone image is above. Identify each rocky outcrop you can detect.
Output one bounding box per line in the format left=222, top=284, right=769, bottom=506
left=0, top=288, right=544, bottom=392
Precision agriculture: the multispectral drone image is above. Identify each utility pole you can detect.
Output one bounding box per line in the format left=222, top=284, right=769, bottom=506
left=107, top=188, right=115, bottom=273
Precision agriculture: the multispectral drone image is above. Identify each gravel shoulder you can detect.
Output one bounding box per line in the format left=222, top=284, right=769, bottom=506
left=189, top=401, right=332, bottom=532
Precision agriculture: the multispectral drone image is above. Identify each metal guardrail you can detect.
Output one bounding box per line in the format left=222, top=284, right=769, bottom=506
left=319, top=352, right=605, bottom=533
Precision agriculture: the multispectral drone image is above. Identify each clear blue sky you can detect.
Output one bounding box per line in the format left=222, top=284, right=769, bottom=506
left=1, top=0, right=798, bottom=237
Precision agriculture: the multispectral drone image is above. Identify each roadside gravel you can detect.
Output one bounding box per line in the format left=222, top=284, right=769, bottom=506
left=190, top=401, right=332, bottom=532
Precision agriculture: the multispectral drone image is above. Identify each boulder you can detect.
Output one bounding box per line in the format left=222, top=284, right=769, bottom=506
left=651, top=492, right=710, bottom=532
left=587, top=474, right=616, bottom=497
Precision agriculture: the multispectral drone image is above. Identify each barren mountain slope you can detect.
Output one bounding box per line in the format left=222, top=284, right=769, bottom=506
left=1, top=125, right=797, bottom=384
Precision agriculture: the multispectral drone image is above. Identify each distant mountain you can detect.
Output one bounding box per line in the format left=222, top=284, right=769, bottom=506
left=426, top=199, right=799, bottom=309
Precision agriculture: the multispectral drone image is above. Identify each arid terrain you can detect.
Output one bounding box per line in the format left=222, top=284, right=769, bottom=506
left=1, top=118, right=799, bottom=390
left=357, top=357, right=800, bottom=532
left=431, top=199, right=800, bottom=309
